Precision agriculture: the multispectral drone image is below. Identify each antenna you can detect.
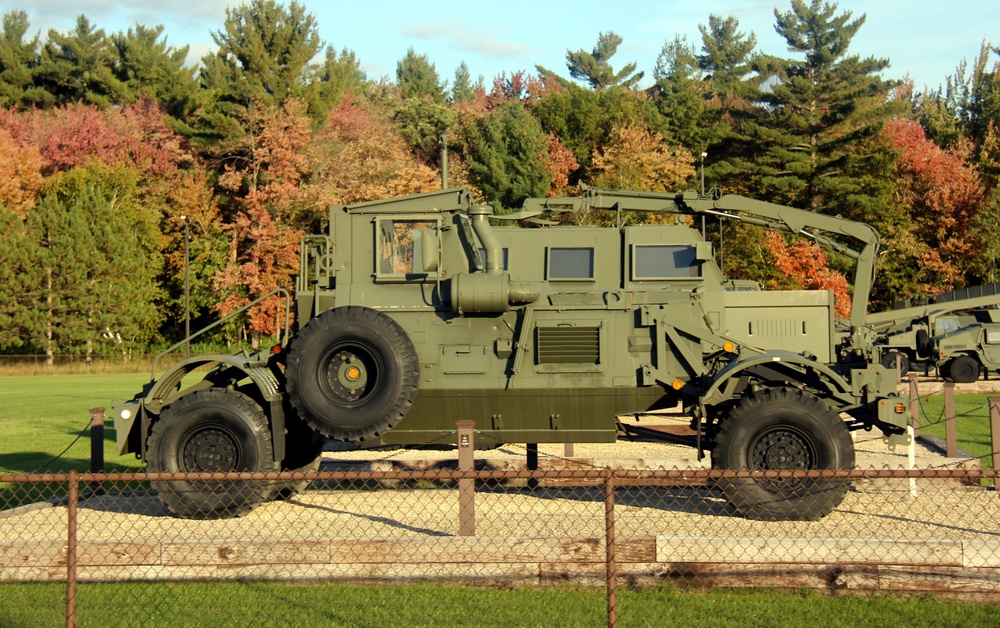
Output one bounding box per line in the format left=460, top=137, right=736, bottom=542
left=440, top=134, right=449, bottom=189
left=700, top=151, right=707, bottom=196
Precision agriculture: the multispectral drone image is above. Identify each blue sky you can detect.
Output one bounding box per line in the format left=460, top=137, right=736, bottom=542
left=15, top=1, right=1000, bottom=92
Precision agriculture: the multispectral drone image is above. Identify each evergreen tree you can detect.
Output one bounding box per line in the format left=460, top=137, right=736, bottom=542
left=741, top=0, right=898, bottom=215
left=396, top=47, right=447, bottom=103
left=26, top=188, right=161, bottom=364
left=652, top=36, right=718, bottom=153
left=693, top=14, right=764, bottom=188
left=463, top=101, right=552, bottom=210
left=565, top=32, right=644, bottom=90
left=0, top=11, right=41, bottom=108
left=196, top=0, right=322, bottom=179
left=697, top=14, right=758, bottom=96
left=308, top=45, right=366, bottom=116
left=451, top=61, right=481, bottom=103
left=33, top=15, right=128, bottom=108
left=111, top=24, right=200, bottom=125
left=197, top=0, right=322, bottom=155
left=0, top=203, right=41, bottom=351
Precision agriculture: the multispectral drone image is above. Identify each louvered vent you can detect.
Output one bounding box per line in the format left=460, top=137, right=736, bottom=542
left=537, top=326, right=600, bottom=364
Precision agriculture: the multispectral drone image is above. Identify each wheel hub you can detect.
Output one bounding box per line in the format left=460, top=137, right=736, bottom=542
left=751, top=429, right=811, bottom=470
left=326, top=349, right=371, bottom=402
left=183, top=428, right=239, bottom=472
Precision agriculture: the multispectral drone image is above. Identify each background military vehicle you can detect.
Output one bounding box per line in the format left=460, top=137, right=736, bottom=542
left=865, top=283, right=1000, bottom=378
left=114, top=186, right=910, bottom=522
left=931, top=309, right=1000, bottom=382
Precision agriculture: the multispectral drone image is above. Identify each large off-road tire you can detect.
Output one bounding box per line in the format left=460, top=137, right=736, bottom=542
left=880, top=351, right=910, bottom=375
left=712, top=387, right=855, bottom=521
left=271, top=411, right=325, bottom=500
left=946, top=355, right=980, bottom=383
left=285, top=306, right=419, bottom=442
left=915, top=329, right=932, bottom=359
left=147, top=389, right=277, bottom=519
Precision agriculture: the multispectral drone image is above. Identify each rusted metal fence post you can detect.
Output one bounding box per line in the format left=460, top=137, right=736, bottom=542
left=944, top=381, right=958, bottom=458
left=89, top=408, right=105, bottom=495
left=909, top=375, right=920, bottom=438
left=564, top=442, right=575, bottom=458
left=457, top=420, right=476, bottom=536
left=990, top=397, right=1000, bottom=489
left=67, top=470, right=79, bottom=628
left=604, top=471, right=617, bottom=628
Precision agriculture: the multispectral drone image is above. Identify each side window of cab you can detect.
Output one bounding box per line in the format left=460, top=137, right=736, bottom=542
left=375, top=218, right=439, bottom=280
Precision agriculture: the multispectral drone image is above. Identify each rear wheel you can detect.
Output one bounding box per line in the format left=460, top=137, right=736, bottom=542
left=712, top=387, right=854, bottom=521
left=880, top=351, right=910, bottom=375
left=946, top=355, right=979, bottom=383
left=271, top=411, right=325, bottom=500
left=147, top=389, right=277, bottom=519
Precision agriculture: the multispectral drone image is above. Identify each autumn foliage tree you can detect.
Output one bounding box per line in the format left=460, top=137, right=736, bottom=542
left=883, top=119, right=985, bottom=294
left=308, top=97, right=438, bottom=206
left=590, top=124, right=694, bottom=192
left=765, top=231, right=852, bottom=318
left=214, top=99, right=311, bottom=342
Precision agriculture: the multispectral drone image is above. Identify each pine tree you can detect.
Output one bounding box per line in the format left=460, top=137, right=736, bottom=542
left=197, top=0, right=322, bottom=156
left=0, top=11, right=41, bottom=108
left=652, top=36, right=718, bottom=153
left=743, top=0, right=898, bottom=215
left=33, top=15, right=128, bottom=108
left=396, top=47, right=447, bottom=103
left=463, top=101, right=552, bottom=210
left=565, top=32, right=644, bottom=90
left=0, top=203, right=41, bottom=351
left=307, top=45, right=366, bottom=118
left=451, top=61, right=481, bottom=103
left=111, top=24, right=200, bottom=125
left=26, top=188, right=161, bottom=364
left=697, top=15, right=758, bottom=96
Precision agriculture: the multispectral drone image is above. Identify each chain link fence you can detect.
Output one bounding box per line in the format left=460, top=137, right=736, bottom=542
left=3, top=433, right=1000, bottom=626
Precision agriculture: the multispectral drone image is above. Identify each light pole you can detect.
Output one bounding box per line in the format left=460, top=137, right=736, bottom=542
left=180, top=215, right=190, bottom=358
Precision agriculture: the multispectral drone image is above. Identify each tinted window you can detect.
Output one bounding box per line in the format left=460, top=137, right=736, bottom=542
left=548, top=247, right=594, bottom=280
left=634, top=245, right=699, bottom=279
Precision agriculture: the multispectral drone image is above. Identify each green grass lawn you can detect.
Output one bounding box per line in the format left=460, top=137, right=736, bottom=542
left=914, top=393, right=997, bottom=467
left=0, top=373, right=151, bottom=474
left=1, top=581, right=998, bottom=627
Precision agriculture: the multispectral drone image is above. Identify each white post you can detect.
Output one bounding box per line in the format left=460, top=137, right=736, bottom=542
left=907, top=424, right=918, bottom=497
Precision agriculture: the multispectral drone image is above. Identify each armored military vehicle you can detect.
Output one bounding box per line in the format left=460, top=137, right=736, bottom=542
left=865, top=283, right=1000, bottom=378
left=114, top=186, right=910, bottom=521
left=931, top=308, right=1000, bottom=382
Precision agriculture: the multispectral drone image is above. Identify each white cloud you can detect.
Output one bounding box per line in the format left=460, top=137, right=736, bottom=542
left=399, top=20, right=537, bottom=62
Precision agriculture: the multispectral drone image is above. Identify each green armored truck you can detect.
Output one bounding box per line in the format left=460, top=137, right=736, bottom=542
left=114, top=187, right=910, bottom=521
left=931, top=309, right=1000, bottom=383
left=865, top=283, right=1000, bottom=379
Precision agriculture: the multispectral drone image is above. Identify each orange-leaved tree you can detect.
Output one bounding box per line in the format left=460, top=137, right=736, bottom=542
left=766, top=231, right=852, bottom=318
left=214, top=98, right=310, bottom=342
left=307, top=97, right=438, bottom=206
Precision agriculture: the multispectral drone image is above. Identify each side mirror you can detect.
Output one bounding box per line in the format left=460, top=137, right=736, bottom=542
left=415, top=228, right=439, bottom=273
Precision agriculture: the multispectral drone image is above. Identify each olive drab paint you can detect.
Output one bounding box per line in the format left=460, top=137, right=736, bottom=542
left=114, top=186, right=915, bottom=520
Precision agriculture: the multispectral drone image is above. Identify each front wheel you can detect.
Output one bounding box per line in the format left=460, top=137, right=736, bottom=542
left=712, top=387, right=854, bottom=521
left=147, top=389, right=277, bottom=519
